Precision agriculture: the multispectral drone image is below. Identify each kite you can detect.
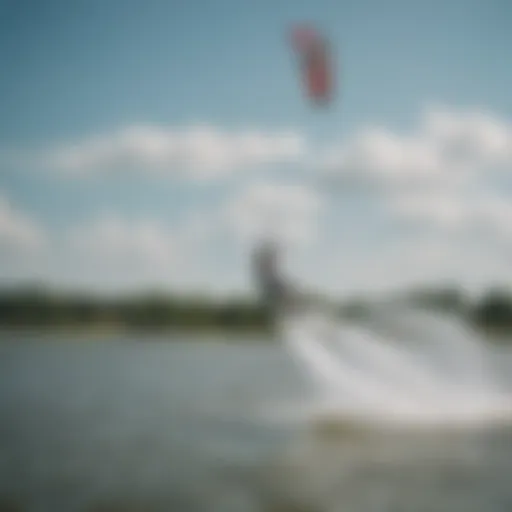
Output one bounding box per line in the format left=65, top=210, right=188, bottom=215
left=290, top=24, right=335, bottom=106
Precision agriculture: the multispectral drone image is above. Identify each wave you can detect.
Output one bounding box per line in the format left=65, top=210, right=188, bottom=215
left=264, top=307, right=512, bottom=431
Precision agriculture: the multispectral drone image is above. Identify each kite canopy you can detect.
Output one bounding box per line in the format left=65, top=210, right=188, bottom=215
left=290, top=24, right=335, bottom=106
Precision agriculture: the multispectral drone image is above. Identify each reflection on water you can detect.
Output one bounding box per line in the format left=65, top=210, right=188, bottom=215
left=261, top=424, right=512, bottom=512
left=0, top=311, right=512, bottom=511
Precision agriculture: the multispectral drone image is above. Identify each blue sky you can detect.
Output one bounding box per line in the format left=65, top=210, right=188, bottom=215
left=1, top=0, right=512, bottom=296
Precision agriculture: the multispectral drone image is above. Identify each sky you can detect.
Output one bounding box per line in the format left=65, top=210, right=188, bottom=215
left=1, top=0, right=512, bottom=298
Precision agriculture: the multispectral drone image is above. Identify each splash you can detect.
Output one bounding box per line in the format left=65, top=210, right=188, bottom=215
left=267, top=307, right=512, bottom=430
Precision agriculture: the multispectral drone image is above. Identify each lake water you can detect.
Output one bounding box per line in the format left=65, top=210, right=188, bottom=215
left=1, top=309, right=512, bottom=512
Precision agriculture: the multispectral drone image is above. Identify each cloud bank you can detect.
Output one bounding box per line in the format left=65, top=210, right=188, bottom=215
left=0, top=195, right=46, bottom=256
left=1, top=104, right=512, bottom=294
left=46, top=124, right=307, bottom=179
left=321, top=105, right=512, bottom=192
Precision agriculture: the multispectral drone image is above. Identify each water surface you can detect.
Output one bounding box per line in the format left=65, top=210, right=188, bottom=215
left=1, top=312, right=512, bottom=511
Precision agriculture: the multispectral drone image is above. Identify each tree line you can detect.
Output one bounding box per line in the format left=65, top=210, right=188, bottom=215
left=0, top=284, right=511, bottom=336
left=403, top=286, right=512, bottom=335
left=0, top=286, right=269, bottom=331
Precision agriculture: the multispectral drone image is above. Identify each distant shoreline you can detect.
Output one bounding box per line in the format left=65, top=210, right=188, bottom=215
left=1, top=315, right=511, bottom=344
left=0, top=323, right=271, bottom=341
left=1, top=284, right=511, bottom=342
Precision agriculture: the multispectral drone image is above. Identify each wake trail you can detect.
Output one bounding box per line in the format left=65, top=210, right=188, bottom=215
left=275, top=307, right=512, bottom=427
left=281, top=316, right=422, bottom=414
left=332, top=325, right=451, bottom=404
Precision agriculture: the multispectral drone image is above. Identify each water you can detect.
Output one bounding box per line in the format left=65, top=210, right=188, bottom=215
left=0, top=309, right=512, bottom=512
left=275, top=308, right=512, bottom=427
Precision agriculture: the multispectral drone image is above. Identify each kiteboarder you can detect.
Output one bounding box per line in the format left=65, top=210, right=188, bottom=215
left=251, top=24, right=336, bottom=323
left=251, top=237, right=302, bottom=320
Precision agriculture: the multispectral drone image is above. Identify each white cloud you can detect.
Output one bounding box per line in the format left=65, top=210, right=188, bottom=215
left=4, top=105, right=511, bottom=190
left=224, top=181, right=323, bottom=246
left=47, top=124, right=307, bottom=179
left=0, top=195, right=46, bottom=257
left=388, top=189, right=512, bottom=241
left=320, top=105, right=512, bottom=192
left=51, top=211, right=231, bottom=293
left=388, top=191, right=473, bottom=230
left=312, top=223, right=512, bottom=298
left=322, top=129, right=446, bottom=188
left=0, top=196, right=234, bottom=293
left=315, top=105, right=512, bottom=294
left=2, top=105, right=512, bottom=296
left=67, top=215, right=177, bottom=269
left=424, top=107, right=512, bottom=167
left=389, top=232, right=512, bottom=293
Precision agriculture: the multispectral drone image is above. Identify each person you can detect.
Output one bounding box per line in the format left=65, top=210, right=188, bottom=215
left=251, top=238, right=299, bottom=321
